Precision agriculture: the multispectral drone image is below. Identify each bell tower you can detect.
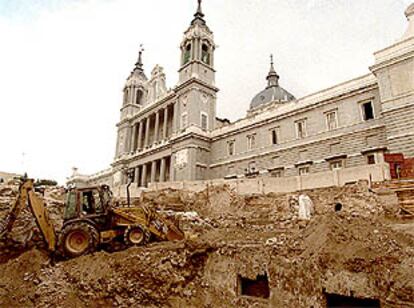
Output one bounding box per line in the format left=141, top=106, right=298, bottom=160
left=174, top=0, right=218, bottom=136
left=178, top=0, right=216, bottom=85
left=115, top=47, right=148, bottom=158
left=171, top=0, right=219, bottom=182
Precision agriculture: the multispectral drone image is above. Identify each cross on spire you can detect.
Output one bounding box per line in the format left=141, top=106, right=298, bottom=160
left=197, top=0, right=203, bottom=15
left=135, top=44, right=144, bottom=71
left=269, top=54, right=276, bottom=73
left=192, top=0, right=206, bottom=25
left=267, top=53, right=279, bottom=87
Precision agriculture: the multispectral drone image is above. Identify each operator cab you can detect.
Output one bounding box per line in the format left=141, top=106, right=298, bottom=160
left=63, top=185, right=112, bottom=221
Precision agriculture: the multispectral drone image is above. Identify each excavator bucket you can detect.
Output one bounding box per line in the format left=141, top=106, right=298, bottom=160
left=161, top=218, right=185, bottom=241
left=112, top=206, right=185, bottom=241
left=165, top=225, right=185, bottom=241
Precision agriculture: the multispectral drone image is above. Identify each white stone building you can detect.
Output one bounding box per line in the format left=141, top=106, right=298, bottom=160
left=69, top=2, right=414, bottom=194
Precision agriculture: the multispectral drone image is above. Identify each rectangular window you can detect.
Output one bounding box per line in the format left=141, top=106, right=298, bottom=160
left=295, top=119, right=307, bottom=139
left=181, top=112, right=188, bottom=129
left=361, top=101, right=374, bottom=121
left=330, top=160, right=343, bottom=170
left=326, top=110, right=338, bottom=131
left=247, top=134, right=256, bottom=150
left=367, top=154, right=376, bottom=165
left=271, top=169, right=284, bottom=178
left=227, top=140, right=235, bottom=156
left=270, top=127, right=279, bottom=145
left=299, top=166, right=310, bottom=175
left=201, top=113, right=208, bottom=131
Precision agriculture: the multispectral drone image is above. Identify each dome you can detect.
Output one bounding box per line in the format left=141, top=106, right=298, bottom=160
left=249, top=56, right=295, bottom=110
left=250, top=85, right=295, bottom=110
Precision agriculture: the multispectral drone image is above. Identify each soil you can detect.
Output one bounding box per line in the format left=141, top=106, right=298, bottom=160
left=0, top=181, right=413, bottom=307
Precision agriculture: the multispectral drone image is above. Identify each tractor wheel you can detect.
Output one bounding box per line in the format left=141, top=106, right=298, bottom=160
left=124, top=225, right=150, bottom=246
left=59, top=222, right=99, bottom=258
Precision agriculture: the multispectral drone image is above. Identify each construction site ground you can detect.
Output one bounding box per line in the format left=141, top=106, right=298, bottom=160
left=0, top=181, right=413, bottom=307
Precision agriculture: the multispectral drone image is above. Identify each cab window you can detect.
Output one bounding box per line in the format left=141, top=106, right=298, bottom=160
left=81, top=191, right=95, bottom=214
left=64, top=191, right=77, bottom=220
left=94, top=191, right=104, bottom=213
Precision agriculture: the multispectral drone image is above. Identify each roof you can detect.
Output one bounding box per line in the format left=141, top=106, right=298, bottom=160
left=250, top=85, right=295, bottom=110
left=249, top=56, right=296, bottom=110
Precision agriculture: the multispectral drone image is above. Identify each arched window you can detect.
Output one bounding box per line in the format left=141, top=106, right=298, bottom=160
left=201, top=43, right=210, bottom=65
left=136, top=90, right=143, bottom=105
left=124, top=89, right=129, bottom=104
left=183, top=43, right=191, bottom=65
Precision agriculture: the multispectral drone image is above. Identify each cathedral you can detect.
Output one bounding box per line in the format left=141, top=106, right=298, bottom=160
left=70, top=1, right=414, bottom=193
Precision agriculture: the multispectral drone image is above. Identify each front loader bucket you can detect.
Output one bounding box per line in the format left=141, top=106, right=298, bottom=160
left=165, top=224, right=185, bottom=241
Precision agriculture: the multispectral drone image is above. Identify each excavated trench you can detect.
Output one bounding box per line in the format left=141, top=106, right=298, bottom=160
left=0, top=181, right=413, bottom=307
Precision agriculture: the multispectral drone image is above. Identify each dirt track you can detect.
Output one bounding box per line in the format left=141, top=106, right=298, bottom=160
left=0, top=182, right=413, bottom=307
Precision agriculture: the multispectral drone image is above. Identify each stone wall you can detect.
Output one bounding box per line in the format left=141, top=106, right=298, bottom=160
left=147, top=163, right=390, bottom=196
left=208, top=80, right=384, bottom=179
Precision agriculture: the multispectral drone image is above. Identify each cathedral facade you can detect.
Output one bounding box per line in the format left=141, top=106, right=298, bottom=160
left=71, top=2, right=414, bottom=190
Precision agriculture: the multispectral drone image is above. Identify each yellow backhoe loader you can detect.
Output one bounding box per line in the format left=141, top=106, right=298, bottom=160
left=0, top=178, right=185, bottom=258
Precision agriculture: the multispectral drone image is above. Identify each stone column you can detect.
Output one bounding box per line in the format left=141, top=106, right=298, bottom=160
left=163, top=107, right=168, bottom=140
left=137, top=120, right=143, bottom=150
left=144, top=117, right=150, bottom=148
left=150, top=161, right=157, bottom=184
left=191, top=38, right=196, bottom=59
left=172, top=102, right=178, bottom=133
left=160, top=158, right=166, bottom=182
left=131, top=86, right=136, bottom=105
left=128, top=86, right=133, bottom=103
left=196, top=38, right=201, bottom=60
left=169, top=155, right=175, bottom=182
left=125, top=126, right=132, bottom=153
left=131, top=124, right=137, bottom=152
left=154, top=111, right=160, bottom=144
left=134, top=166, right=140, bottom=184
left=140, top=164, right=147, bottom=187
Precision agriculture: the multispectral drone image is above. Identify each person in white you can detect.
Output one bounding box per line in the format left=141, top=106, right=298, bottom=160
left=298, top=194, right=314, bottom=220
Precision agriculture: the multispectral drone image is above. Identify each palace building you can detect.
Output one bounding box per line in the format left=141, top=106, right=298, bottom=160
left=69, top=2, right=414, bottom=193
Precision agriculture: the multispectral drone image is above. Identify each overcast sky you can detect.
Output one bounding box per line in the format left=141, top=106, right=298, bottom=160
left=0, top=0, right=412, bottom=183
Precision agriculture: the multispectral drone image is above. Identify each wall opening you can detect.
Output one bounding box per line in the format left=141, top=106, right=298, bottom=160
left=362, top=101, right=374, bottom=120
left=334, top=203, right=343, bottom=212
left=136, top=90, right=143, bottom=105
left=238, top=274, right=270, bottom=299
left=183, top=43, right=191, bottom=65
left=325, top=293, right=380, bottom=307
left=201, top=43, right=210, bottom=65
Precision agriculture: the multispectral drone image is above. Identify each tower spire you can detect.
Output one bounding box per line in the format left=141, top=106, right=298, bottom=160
left=134, top=44, right=144, bottom=72
left=267, top=54, right=280, bottom=87
left=191, top=0, right=206, bottom=25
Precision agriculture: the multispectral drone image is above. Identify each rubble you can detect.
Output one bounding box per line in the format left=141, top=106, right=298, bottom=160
left=0, top=183, right=64, bottom=263
left=0, top=181, right=413, bottom=307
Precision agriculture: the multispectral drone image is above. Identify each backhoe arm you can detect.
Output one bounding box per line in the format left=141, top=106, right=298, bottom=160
left=0, top=179, right=57, bottom=252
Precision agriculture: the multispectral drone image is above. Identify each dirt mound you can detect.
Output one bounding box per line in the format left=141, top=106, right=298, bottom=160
left=0, top=241, right=211, bottom=307
left=0, top=182, right=413, bottom=307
